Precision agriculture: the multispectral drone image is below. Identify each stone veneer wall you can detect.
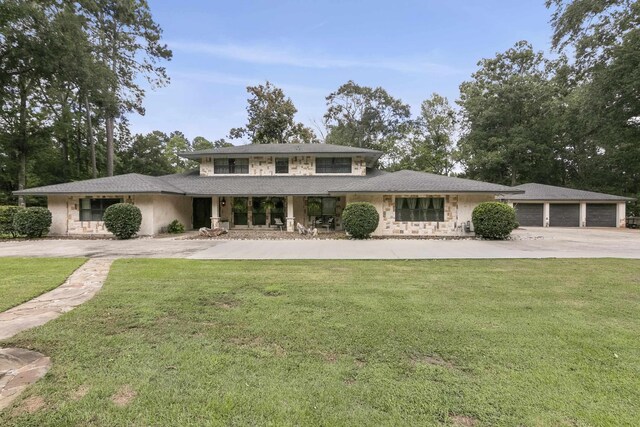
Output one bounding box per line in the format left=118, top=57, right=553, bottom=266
left=199, top=156, right=367, bottom=176
left=200, top=157, right=213, bottom=176
left=66, top=194, right=136, bottom=235
left=380, top=194, right=460, bottom=236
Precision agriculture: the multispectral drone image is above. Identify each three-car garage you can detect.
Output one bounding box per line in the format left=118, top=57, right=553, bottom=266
left=508, top=183, right=631, bottom=228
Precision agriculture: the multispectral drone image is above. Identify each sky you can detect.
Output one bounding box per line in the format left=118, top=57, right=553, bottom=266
left=130, top=0, right=555, bottom=144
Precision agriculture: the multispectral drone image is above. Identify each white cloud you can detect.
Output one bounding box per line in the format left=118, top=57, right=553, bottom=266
left=171, top=70, right=328, bottom=96
left=169, top=41, right=462, bottom=75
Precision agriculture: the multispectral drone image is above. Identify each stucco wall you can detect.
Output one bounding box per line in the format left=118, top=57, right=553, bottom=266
left=47, top=195, right=68, bottom=235
left=152, top=195, right=193, bottom=233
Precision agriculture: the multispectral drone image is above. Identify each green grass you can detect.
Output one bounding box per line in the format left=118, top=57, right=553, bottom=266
left=0, top=258, right=86, bottom=312
left=2, top=259, right=640, bottom=426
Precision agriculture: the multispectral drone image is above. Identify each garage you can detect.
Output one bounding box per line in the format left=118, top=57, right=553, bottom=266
left=586, top=204, right=617, bottom=227
left=549, top=204, right=580, bottom=227
left=514, top=203, right=543, bottom=226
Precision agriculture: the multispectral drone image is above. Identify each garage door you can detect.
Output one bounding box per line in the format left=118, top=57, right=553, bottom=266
left=549, top=204, right=580, bottom=227
left=586, top=204, right=617, bottom=227
left=514, top=203, right=544, bottom=226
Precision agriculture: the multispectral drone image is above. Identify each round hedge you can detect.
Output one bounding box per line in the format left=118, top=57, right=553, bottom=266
left=0, top=205, right=24, bottom=237
left=103, top=203, right=142, bottom=239
left=472, top=202, right=517, bottom=240
left=341, top=202, right=379, bottom=239
left=13, top=207, right=52, bottom=238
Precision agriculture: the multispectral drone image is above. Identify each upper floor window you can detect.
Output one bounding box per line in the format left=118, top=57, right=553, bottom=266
left=214, top=158, right=249, bottom=174
left=395, top=197, right=445, bottom=222
left=316, top=157, right=352, bottom=174
left=80, top=198, right=122, bottom=221
left=275, top=158, right=289, bottom=174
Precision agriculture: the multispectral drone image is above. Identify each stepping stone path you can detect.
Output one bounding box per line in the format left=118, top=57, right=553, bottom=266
left=0, top=258, right=113, bottom=411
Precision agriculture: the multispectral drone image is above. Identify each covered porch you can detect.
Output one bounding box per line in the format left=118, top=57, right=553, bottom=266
left=193, top=195, right=346, bottom=233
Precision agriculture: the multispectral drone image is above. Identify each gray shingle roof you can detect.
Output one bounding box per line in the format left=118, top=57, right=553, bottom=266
left=160, top=169, right=388, bottom=196
left=14, top=169, right=525, bottom=197
left=508, top=183, right=634, bottom=201
left=332, top=170, right=523, bottom=194
left=13, top=173, right=184, bottom=196
left=179, top=143, right=383, bottom=160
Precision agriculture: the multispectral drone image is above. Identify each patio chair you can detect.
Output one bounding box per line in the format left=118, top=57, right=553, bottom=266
left=274, top=218, right=285, bottom=231
left=322, top=217, right=334, bottom=231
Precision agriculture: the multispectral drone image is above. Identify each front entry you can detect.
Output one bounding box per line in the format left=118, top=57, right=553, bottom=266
left=193, top=197, right=212, bottom=229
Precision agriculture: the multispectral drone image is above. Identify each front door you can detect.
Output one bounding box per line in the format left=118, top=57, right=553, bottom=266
left=193, top=197, right=212, bottom=229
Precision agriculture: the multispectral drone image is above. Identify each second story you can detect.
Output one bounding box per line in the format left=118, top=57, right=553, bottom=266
left=179, top=143, right=383, bottom=177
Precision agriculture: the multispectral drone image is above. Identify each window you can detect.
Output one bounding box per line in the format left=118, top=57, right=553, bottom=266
left=315, top=157, right=352, bottom=174
left=307, top=197, right=338, bottom=216
left=80, top=198, right=122, bottom=221
left=275, top=158, right=289, bottom=174
left=395, top=197, right=445, bottom=222
left=214, top=158, right=249, bottom=174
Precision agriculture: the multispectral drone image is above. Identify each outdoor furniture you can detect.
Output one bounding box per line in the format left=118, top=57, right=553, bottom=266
left=274, top=218, right=285, bottom=231
left=322, top=217, right=334, bottom=231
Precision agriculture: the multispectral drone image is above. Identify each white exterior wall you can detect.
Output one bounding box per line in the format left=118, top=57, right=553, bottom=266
left=47, top=195, right=68, bottom=235
left=152, top=194, right=193, bottom=233
left=618, top=202, right=626, bottom=228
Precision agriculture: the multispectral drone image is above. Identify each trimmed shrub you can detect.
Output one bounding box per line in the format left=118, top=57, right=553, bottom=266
left=0, top=205, right=23, bottom=237
left=472, top=202, right=517, bottom=240
left=167, top=219, right=185, bottom=234
left=103, top=203, right=142, bottom=239
left=342, top=202, right=379, bottom=239
left=13, top=207, right=52, bottom=238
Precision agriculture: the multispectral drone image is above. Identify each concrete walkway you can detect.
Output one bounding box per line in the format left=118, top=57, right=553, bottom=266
left=0, top=258, right=113, bottom=411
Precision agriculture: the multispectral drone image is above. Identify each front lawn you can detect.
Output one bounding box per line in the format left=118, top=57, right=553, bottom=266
left=2, top=259, right=639, bottom=425
left=0, top=258, right=86, bottom=312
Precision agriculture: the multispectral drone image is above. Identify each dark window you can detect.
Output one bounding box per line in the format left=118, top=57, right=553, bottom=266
left=315, top=157, right=352, bottom=174
left=214, top=158, right=249, bottom=174
left=275, top=158, right=289, bottom=174
left=307, top=197, right=338, bottom=216
left=80, top=198, right=122, bottom=221
left=395, top=197, right=445, bottom=222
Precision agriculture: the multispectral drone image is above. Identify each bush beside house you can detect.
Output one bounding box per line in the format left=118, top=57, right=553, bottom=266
left=167, top=219, right=185, bottom=234
left=342, top=202, right=379, bottom=239
left=0, top=206, right=23, bottom=237
left=103, top=203, right=142, bottom=239
left=13, top=207, right=52, bottom=238
left=472, top=202, right=517, bottom=240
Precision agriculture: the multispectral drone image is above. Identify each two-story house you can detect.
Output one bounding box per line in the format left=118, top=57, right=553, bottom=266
left=15, top=143, right=526, bottom=236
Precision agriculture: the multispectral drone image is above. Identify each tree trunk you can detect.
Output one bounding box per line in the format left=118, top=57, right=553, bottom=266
left=17, top=77, right=28, bottom=207
left=511, top=165, right=517, bottom=186
left=106, top=116, right=114, bottom=176
left=85, top=95, right=96, bottom=178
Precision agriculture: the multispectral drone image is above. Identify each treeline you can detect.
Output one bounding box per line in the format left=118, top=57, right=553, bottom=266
left=1, top=0, right=638, bottom=212
left=0, top=0, right=170, bottom=205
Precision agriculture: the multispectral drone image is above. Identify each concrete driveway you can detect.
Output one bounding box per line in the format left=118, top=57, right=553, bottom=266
left=0, top=227, right=638, bottom=259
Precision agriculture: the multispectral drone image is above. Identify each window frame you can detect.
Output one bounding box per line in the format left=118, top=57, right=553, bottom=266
left=394, top=197, right=445, bottom=222
left=315, top=157, right=352, bottom=174
left=79, top=198, right=123, bottom=221
left=214, top=158, right=249, bottom=174
left=275, top=157, right=289, bottom=174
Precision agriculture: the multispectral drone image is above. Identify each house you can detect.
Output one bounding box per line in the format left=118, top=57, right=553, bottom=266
left=503, top=183, right=632, bottom=228
left=14, top=143, right=527, bottom=237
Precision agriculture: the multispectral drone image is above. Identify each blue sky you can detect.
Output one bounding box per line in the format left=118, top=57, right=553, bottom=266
left=131, top=0, right=554, bottom=143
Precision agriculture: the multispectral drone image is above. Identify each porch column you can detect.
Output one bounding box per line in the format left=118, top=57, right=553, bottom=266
left=543, top=202, right=550, bottom=227
left=211, top=196, right=220, bottom=228
left=579, top=202, right=587, bottom=227
left=286, top=195, right=295, bottom=232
